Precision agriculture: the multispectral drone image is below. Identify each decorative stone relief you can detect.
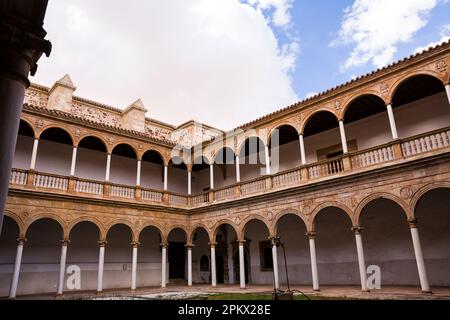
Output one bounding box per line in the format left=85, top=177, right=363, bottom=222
left=334, top=100, right=342, bottom=111
left=145, top=124, right=172, bottom=141
left=35, top=119, right=45, bottom=131
left=435, top=60, right=447, bottom=73
left=24, top=90, right=48, bottom=109
left=379, top=82, right=389, bottom=94
left=400, top=187, right=413, bottom=200
left=71, top=102, right=121, bottom=128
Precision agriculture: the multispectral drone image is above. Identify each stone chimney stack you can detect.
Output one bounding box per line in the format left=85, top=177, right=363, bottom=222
left=47, top=74, right=76, bottom=113
left=122, top=99, right=147, bottom=132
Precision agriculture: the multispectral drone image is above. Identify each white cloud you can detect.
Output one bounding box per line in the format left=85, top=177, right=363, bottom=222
left=245, top=0, right=294, bottom=28
left=305, top=92, right=318, bottom=99
left=414, top=24, right=450, bottom=53
left=331, top=0, right=445, bottom=71
left=35, top=0, right=299, bottom=130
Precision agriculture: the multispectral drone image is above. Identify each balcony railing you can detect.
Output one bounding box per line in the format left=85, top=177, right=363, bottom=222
left=9, top=126, right=450, bottom=209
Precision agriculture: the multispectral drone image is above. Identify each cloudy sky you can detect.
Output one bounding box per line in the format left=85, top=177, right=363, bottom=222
left=34, top=0, right=450, bottom=130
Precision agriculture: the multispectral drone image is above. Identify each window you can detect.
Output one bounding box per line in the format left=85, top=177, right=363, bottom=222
left=259, top=241, right=273, bottom=271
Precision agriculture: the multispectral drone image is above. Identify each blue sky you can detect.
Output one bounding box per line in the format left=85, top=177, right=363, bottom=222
left=35, top=0, right=450, bottom=130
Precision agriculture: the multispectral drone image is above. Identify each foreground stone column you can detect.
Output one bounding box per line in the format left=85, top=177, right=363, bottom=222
left=136, top=160, right=142, bottom=187
left=97, top=241, right=107, bottom=292
left=307, top=232, right=319, bottom=291
left=298, top=134, right=306, bottom=165
left=161, top=242, right=167, bottom=288
left=30, top=138, right=39, bottom=170
left=239, top=241, right=246, bottom=289
left=163, top=166, right=168, bottom=191
left=187, top=170, right=192, bottom=195
left=264, top=145, right=271, bottom=175
left=210, top=243, right=217, bottom=287
left=352, top=227, right=368, bottom=292
left=339, top=120, right=349, bottom=154
left=9, top=237, right=26, bottom=299
left=210, top=164, right=215, bottom=190
left=409, top=220, right=431, bottom=293
left=445, top=83, right=450, bottom=106
left=187, top=245, right=193, bottom=286
left=235, top=155, right=241, bottom=183
left=105, top=154, right=112, bottom=181
left=131, top=241, right=139, bottom=290
left=271, top=237, right=280, bottom=290
left=57, top=240, right=70, bottom=295
left=70, top=147, right=78, bottom=177
left=386, top=104, right=399, bottom=140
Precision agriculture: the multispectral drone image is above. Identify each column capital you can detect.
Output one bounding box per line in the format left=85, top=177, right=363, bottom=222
left=209, top=242, right=217, bottom=248
left=306, top=231, right=316, bottom=240
left=408, top=219, right=419, bottom=229
left=185, top=243, right=195, bottom=249
left=131, top=241, right=141, bottom=248
left=444, top=81, right=449, bottom=86
left=98, top=240, right=108, bottom=247
left=160, top=242, right=168, bottom=248
left=60, top=239, right=71, bottom=246
left=17, top=237, right=27, bottom=245
left=351, top=226, right=364, bottom=235
left=237, top=239, right=247, bottom=245
left=269, top=236, right=280, bottom=246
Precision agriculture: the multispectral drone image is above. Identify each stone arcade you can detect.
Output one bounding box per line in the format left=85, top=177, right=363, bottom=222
left=1, top=41, right=450, bottom=299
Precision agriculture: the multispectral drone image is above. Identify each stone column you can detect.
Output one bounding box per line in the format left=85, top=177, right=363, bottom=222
left=131, top=241, right=139, bottom=290
left=239, top=241, right=246, bottom=289
left=386, top=104, right=399, bottom=140
left=210, top=243, right=217, bottom=287
left=338, top=120, right=349, bottom=154
left=352, top=227, right=368, bottom=292
left=136, top=160, right=142, bottom=187
left=57, top=240, right=70, bottom=295
left=210, top=164, right=214, bottom=190
left=163, top=166, right=168, bottom=191
left=271, top=237, right=280, bottom=290
left=307, top=232, right=319, bottom=291
left=105, top=154, right=112, bottom=182
left=9, top=237, right=26, bottom=299
left=187, top=170, right=192, bottom=195
left=30, top=138, right=39, bottom=170
left=187, top=245, right=193, bottom=286
left=161, top=242, right=167, bottom=288
left=70, top=147, right=78, bottom=177
left=235, top=155, right=241, bottom=183
left=445, top=83, right=450, bottom=106
left=97, top=241, right=107, bottom=292
left=409, top=220, right=431, bottom=293
left=298, top=134, right=306, bottom=165
left=264, top=145, right=271, bottom=175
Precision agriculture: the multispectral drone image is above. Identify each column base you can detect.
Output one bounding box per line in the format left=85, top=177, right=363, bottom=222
left=422, top=290, right=433, bottom=294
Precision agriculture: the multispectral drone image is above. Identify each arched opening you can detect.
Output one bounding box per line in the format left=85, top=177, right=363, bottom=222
left=314, top=207, right=359, bottom=286
left=167, top=228, right=187, bottom=282
left=138, top=226, right=163, bottom=287
left=67, top=221, right=101, bottom=292
left=141, top=150, right=165, bottom=190
left=343, top=95, right=391, bottom=150
left=269, top=125, right=301, bottom=173
left=0, top=216, right=20, bottom=297
left=104, top=224, right=133, bottom=290
left=415, top=188, right=450, bottom=287
left=392, top=75, right=450, bottom=139
left=191, top=227, right=210, bottom=284
left=77, top=136, right=108, bottom=181
left=36, top=128, right=73, bottom=175
left=303, top=111, right=340, bottom=164
left=192, top=156, right=211, bottom=194
left=242, top=219, right=271, bottom=285
left=238, top=137, right=266, bottom=182
left=360, top=198, right=418, bottom=287
left=168, top=157, right=188, bottom=195
left=214, top=224, right=239, bottom=285
left=13, top=120, right=35, bottom=170
left=110, top=144, right=137, bottom=186
left=20, top=218, right=63, bottom=295
left=213, top=147, right=236, bottom=189
left=275, top=214, right=310, bottom=286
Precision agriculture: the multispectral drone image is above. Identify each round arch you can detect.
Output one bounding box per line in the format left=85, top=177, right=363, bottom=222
left=411, top=182, right=450, bottom=216
left=138, top=222, right=164, bottom=240
left=340, top=90, right=387, bottom=120
left=300, top=109, right=338, bottom=135
left=213, top=147, right=236, bottom=165
left=142, top=149, right=165, bottom=165
left=310, top=202, right=354, bottom=231
left=355, top=193, right=410, bottom=226
left=166, top=226, right=189, bottom=242
left=4, top=211, right=25, bottom=237
left=237, top=135, right=266, bottom=158
left=24, top=214, right=66, bottom=238
left=39, top=126, right=74, bottom=145
left=111, top=143, right=138, bottom=159
left=67, top=217, right=103, bottom=240
left=78, top=135, right=108, bottom=152
left=341, top=94, right=388, bottom=124
left=189, top=224, right=211, bottom=244
left=240, top=215, right=271, bottom=240
left=273, top=210, right=307, bottom=236
left=105, top=221, right=137, bottom=242
left=18, top=119, right=36, bottom=138
left=212, top=220, right=240, bottom=241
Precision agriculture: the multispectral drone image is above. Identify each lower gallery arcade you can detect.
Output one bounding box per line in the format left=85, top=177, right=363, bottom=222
left=1, top=158, right=449, bottom=298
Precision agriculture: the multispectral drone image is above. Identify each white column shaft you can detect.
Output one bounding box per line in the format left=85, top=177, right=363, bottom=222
left=211, top=246, right=217, bottom=287
left=410, top=227, right=431, bottom=292
left=272, top=244, right=280, bottom=290
left=188, top=248, right=193, bottom=286
left=239, top=244, right=246, bottom=289
left=299, top=134, right=306, bottom=165
left=30, top=138, right=39, bottom=170
left=105, top=154, right=112, bottom=182
left=97, top=245, right=105, bottom=292
left=161, top=246, right=167, bottom=288
left=264, top=145, right=271, bottom=175
left=355, top=233, right=368, bottom=291
left=309, top=237, right=319, bottom=291
left=136, top=160, right=141, bottom=186
left=235, top=155, right=241, bottom=183
left=131, top=246, right=138, bottom=290
left=9, top=242, right=24, bottom=299
left=210, top=164, right=214, bottom=189
left=57, top=243, right=68, bottom=295
left=188, top=171, right=192, bottom=195
left=70, top=147, right=77, bottom=176
left=445, top=84, right=450, bottom=106
left=339, top=121, right=349, bottom=154
left=163, top=166, right=168, bottom=191
left=386, top=104, right=399, bottom=140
